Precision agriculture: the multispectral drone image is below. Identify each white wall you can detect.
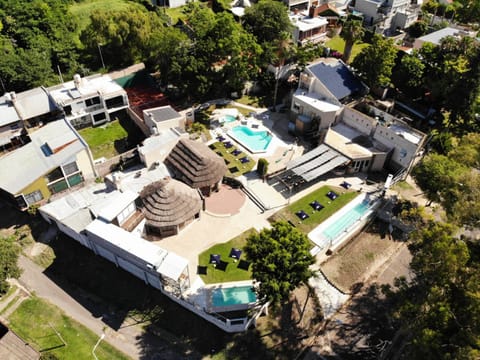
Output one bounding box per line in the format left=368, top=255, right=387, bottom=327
left=373, top=126, right=419, bottom=169
left=341, top=107, right=376, bottom=136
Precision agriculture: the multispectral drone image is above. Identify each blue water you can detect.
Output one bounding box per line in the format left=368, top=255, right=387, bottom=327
left=323, top=201, right=370, bottom=240
left=212, top=286, right=257, bottom=307
left=221, top=114, right=237, bottom=123
left=231, top=126, right=272, bottom=151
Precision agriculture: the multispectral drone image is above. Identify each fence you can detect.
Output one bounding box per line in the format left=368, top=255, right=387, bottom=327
left=94, top=148, right=139, bottom=178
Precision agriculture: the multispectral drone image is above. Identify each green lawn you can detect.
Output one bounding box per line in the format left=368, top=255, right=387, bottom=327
left=271, top=185, right=358, bottom=234
left=8, top=297, right=130, bottom=360
left=325, top=36, right=369, bottom=62
left=198, top=229, right=256, bottom=284
left=78, top=120, right=128, bottom=159
left=209, top=142, right=256, bottom=177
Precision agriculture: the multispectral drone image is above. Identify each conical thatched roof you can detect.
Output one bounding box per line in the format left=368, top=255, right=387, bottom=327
left=140, top=177, right=202, bottom=228
left=165, top=138, right=227, bottom=189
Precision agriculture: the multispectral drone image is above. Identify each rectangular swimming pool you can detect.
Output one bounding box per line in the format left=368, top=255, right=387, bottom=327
left=212, top=286, right=257, bottom=307
left=322, top=201, right=370, bottom=240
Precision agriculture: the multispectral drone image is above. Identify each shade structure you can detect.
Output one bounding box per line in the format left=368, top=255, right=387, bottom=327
left=210, top=254, right=221, bottom=265
left=165, top=138, right=227, bottom=194
left=229, top=248, right=242, bottom=260
left=140, top=177, right=202, bottom=237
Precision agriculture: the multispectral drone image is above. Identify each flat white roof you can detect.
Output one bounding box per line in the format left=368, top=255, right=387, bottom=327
left=294, top=93, right=340, bottom=112
left=0, top=120, right=85, bottom=194
left=48, top=74, right=125, bottom=106
left=389, top=124, right=422, bottom=144
left=86, top=220, right=188, bottom=280
left=324, top=123, right=374, bottom=159
left=97, top=190, right=138, bottom=222
left=416, top=27, right=463, bottom=46
left=291, top=15, right=328, bottom=32
left=0, top=96, right=20, bottom=127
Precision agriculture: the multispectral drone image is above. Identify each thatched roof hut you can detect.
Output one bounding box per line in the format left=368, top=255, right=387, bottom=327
left=165, top=139, right=227, bottom=195
left=140, top=177, right=202, bottom=238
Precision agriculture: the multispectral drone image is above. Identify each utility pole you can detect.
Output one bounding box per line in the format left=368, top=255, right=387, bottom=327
left=97, top=43, right=105, bottom=70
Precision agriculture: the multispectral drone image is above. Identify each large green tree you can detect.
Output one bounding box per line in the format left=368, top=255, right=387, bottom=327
left=392, top=52, right=425, bottom=98
left=340, top=18, right=364, bottom=63
left=386, top=222, right=480, bottom=359
left=0, top=236, right=21, bottom=294
left=244, top=221, right=315, bottom=305
left=351, top=34, right=397, bottom=88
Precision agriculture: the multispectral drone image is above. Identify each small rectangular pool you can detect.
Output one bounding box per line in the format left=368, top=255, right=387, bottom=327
left=212, top=286, right=257, bottom=307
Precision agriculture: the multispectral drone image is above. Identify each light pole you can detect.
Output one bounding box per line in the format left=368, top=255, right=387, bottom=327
left=97, top=43, right=105, bottom=70
left=92, top=333, right=105, bottom=360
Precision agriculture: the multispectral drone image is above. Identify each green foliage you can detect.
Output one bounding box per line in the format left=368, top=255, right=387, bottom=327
left=407, top=20, right=428, bottom=38
left=386, top=221, right=480, bottom=359
left=340, top=18, right=364, bottom=63
left=392, top=52, right=425, bottom=97
left=0, top=236, right=21, bottom=295
left=245, top=221, right=316, bottom=305
left=351, top=34, right=398, bottom=88
left=419, top=36, right=480, bottom=129
left=256, top=158, right=269, bottom=178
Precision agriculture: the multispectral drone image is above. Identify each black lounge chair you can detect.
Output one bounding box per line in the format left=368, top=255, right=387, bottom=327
left=229, top=248, right=242, bottom=261
left=310, top=201, right=324, bottom=211
left=327, top=191, right=338, bottom=200
left=197, top=265, right=207, bottom=275
left=240, top=157, right=250, bottom=164
left=216, top=260, right=228, bottom=271
left=237, top=260, right=250, bottom=271
left=217, top=136, right=225, bottom=141
left=295, top=210, right=309, bottom=220
left=340, top=181, right=351, bottom=189
left=224, top=142, right=233, bottom=149
left=210, top=254, right=221, bottom=265
left=232, top=149, right=242, bottom=156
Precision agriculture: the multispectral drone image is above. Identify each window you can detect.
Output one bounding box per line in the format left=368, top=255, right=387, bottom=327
left=105, top=96, right=125, bottom=109
left=48, top=179, right=68, bottom=194
left=46, top=168, right=63, bottom=183
left=24, top=190, right=43, bottom=205
left=67, top=173, right=83, bottom=187
left=85, top=96, right=100, bottom=107
left=63, top=105, right=72, bottom=115
left=93, top=112, right=106, bottom=123
left=62, top=161, right=79, bottom=176
left=117, top=202, right=136, bottom=225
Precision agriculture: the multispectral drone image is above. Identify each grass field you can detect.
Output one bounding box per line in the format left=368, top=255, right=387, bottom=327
left=8, top=297, right=130, bottom=360
left=198, top=229, right=256, bottom=284
left=78, top=120, right=128, bottom=159
left=271, top=185, right=358, bottom=234
left=325, top=36, right=369, bottom=62
left=209, top=141, right=255, bottom=177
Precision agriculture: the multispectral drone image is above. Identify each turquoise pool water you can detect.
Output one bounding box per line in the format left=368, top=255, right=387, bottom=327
left=221, top=114, right=237, bottom=123
left=231, top=126, right=272, bottom=152
left=323, top=201, right=370, bottom=240
left=212, top=286, right=257, bottom=307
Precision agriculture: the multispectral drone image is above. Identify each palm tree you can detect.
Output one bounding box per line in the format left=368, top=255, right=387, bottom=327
left=340, top=18, right=364, bottom=63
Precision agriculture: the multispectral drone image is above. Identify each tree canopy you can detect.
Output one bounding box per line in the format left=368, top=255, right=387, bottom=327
left=351, top=34, right=397, bottom=88
left=385, top=222, right=480, bottom=359
left=244, top=221, right=315, bottom=305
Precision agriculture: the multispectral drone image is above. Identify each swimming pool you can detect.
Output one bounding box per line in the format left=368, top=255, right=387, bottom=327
left=220, top=114, right=237, bottom=123
left=212, top=286, right=257, bottom=307
left=322, top=201, right=370, bottom=240
left=229, top=126, right=272, bottom=153
left=309, top=194, right=376, bottom=253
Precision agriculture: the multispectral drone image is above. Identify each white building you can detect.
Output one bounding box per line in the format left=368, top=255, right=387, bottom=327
left=413, top=26, right=477, bottom=49
left=354, top=0, right=420, bottom=34
left=290, top=13, right=329, bottom=46
left=48, top=74, right=129, bottom=128
left=143, top=105, right=185, bottom=135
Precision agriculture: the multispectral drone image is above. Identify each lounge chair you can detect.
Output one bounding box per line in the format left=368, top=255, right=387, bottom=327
left=340, top=181, right=351, bottom=189
left=295, top=210, right=309, bottom=220
left=326, top=191, right=338, bottom=200
left=240, top=157, right=250, bottom=164
left=229, top=248, right=242, bottom=261
left=232, top=149, right=242, bottom=156
left=310, top=201, right=324, bottom=211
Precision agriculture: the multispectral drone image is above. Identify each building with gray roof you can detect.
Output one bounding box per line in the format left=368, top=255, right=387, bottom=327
left=0, top=119, right=95, bottom=209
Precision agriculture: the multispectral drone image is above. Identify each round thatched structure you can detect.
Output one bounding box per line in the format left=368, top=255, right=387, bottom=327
left=140, top=177, right=202, bottom=238
left=165, top=138, right=227, bottom=196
